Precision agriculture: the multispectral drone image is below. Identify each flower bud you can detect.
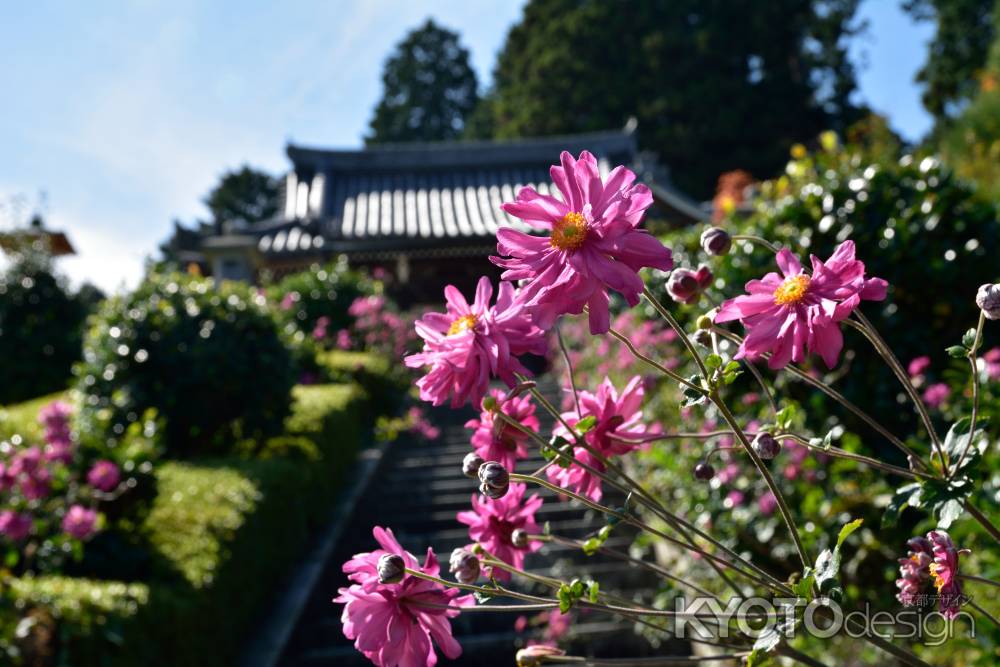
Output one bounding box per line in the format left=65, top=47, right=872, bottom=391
left=692, top=329, right=713, bottom=348
left=449, top=547, right=481, bottom=584
left=752, top=432, right=780, bottom=460
left=666, top=265, right=713, bottom=304
left=696, top=313, right=715, bottom=330
left=377, top=553, right=405, bottom=584
left=462, top=452, right=485, bottom=478
left=481, top=395, right=498, bottom=411
left=478, top=461, right=510, bottom=499
left=976, top=283, right=1000, bottom=320
left=517, top=645, right=566, bottom=667
left=511, top=528, right=529, bottom=548
left=700, top=227, right=732, bottom=256
left=693, top=461, right=715, bottom=481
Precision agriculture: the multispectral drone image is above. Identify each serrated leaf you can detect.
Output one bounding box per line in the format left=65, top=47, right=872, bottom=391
left=836, top=518, right=863, bottom=549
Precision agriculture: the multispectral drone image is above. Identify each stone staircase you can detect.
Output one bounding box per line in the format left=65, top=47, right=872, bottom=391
left=276, top=384, right=683, bottom=666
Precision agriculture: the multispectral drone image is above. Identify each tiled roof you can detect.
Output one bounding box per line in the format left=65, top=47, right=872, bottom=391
left=256, top=125, right=706, bottom=256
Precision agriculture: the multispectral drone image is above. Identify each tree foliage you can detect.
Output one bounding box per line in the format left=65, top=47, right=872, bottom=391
left=903, top=0, right=997, bottom=124
left=483, top=0, right=865, bottom=198
left=203, top=166, right=280, bottom=231
left=366, top=19, right=479, bottom=144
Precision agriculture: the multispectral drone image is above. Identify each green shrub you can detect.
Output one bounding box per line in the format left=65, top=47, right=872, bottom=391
left=0, top=250, right=89, bottom=404
left=74, top=273, right=296, bottom=457
left=268, top=258, right=371, bottom=338
left=7, top=382, right=368, bottom=666
left=665, top=136, right=1000, bottom=442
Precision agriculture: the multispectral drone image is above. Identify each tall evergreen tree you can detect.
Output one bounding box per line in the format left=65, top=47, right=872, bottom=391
left=485, top=0, right=864, bottom=198
left=367, top=19, right=479, bottom=144
left=903, top=0, right=997, bottom=124
left=203, top=166, right=280, bottom=231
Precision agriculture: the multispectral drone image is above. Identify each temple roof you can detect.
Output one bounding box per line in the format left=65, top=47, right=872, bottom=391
left=255, top=123, right=707, bottom=258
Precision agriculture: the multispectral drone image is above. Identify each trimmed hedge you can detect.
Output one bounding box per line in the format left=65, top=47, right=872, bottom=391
left=0, top=391, right=66, bottom=443
left=9, top=382, right=369, bottom=666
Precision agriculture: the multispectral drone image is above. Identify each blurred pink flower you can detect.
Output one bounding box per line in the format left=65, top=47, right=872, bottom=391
left=715, top=241, right=887, bottom=369
left=547, top=376, right=653, bottom=502
left=406, top=407, right=441, bottom=441
left=87, top=460, right=121, bottom=492
left=983, top=347, right=1000, bottom=381
left=456, top=482, right=542, bottom=581
left=0, top=510, right=32, bottom=541
left=922, top=383, right=950, bottom=409
left=336, top=329, right=352, bottom=350
left=312, top=315, right=331, bottom=341
left=758, top=491, right=777, bottom=516
left=62, top=505, right=98, bottom=540
left=465, top=390, right=539, bottom=471
left=280, top=291, right=299, bottom=311
left=494, top=151, right=672, bottom=334
left=405, top=278, right=547, bottom=407
left=907, top=356, right=931, bottom=378
left=336, top=527, right=471, bottom=667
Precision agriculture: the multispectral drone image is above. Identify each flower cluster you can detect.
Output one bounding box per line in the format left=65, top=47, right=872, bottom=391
left=335, top=295, right=417, bottom=359
left=896, top=531, right=969, bottom=619
left=336, top=527, right=471, bottom=667
left=457, top=483, right=542, bottom=580
left=0, top=401, right=114, bottom=570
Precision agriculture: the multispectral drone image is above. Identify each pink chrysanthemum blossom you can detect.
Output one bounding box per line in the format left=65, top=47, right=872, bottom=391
left=62, top=505, right=98, bottom=540
left=896, top=536, right=934, bottom=607
left=87, top=460, right=121, bottom=492
left=928, top=530, right=969, bottom=619
left=336, top=527, right=472, bottom=667
left=715, top=240, right=888, bottom=369
left=546, top=376, right=652, bottom=502
left=493, top=151, right=673, bottom=334
left=456, top=483, right=542, bottom=581
left=464, top=389, right=539, bottom=471
left=404, top=277, right=547, bottom=407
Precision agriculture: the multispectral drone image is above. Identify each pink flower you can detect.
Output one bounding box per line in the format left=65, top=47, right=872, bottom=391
left=406, top=407, right=441, bottom=441
left=0, top=511, right=32, bottom=541
left=280, top=291, right=299, bottom=311
left=922, top=383, right=950, bottom=409
left=456, top=483, right=542, bottom=580
left=62, top=505, right=98, bottom=540
left=546, top=376, right=652, bottom=502
left=715, top=241, right=888, bottom=369
left=929, top=530, right=969, bottom=620
left=758, top=491, right=778, bottom=516
left=312, top=315, right=331, bottom=341
left=336, top=329, right=352, bottom=350
left=983, top=347, right=1000, bottom=381
left=907, top=356, right=931, bottom=378
left=38, top=400, right=72, bottom=432
left=336, top=527, right=471, bottom=667
left=404, top=278, right=547, bottom=407
left=87, top=460, right=121, bottom=492
left=464, top=390, right=539, bottom=471
left=666, top=265, right=713, bottom=304
left=896, top=536, right=933, bottom=607
left=494, top=151, right=672, bottom=334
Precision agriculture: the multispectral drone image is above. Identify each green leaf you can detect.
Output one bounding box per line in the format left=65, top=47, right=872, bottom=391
left=705, top=353, right=723, bottom=370
left=774, top=404, right=797, bottom=430
left=792, top=567, right=815, bottom=600
left=821, top=430, right=836, bottom=450
left=582, top=538, right=601, bottom=556
left=836, top=518, right=863, bottom=549
left=937, top=499, right=965, bottom=529
left=724, top=360, right=741, bottom=373
left=813, top=548, right=840, bottom=591
left=588, top=581, right=600, bottom=603
left=882, top=483, right=921, bottom=528
left=575, top=415, right=598, bottom=433
left=942, top=417, right=989, bottom=471
left=946, top=345, right=967, bottom=359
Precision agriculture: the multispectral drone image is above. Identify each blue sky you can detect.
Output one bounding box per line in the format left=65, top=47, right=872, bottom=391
left=0, top=1, right=934, bottom=292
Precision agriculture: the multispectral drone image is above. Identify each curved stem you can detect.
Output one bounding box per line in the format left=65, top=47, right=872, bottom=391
left=731, top=234, right=780, bottom=254
left=642, top=287, right=710, bottom=381
left=963, top=500, right=1000, bottom=543
left=711, top=394, right=809, bottom=569
left=780, top=433, right=929, bottom=480
left=953, top=310, right=986, bottom=476
left=606, top=325, right=705, bottom=394
left=969, top=600, right=1000, bottom=627
left=556, top=324, right=583, bottom=418
left=959, top=574, right=1000, bottom=589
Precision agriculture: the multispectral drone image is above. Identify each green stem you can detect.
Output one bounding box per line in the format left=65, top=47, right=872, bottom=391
left=731, top=234, right=780, bottom=254
left=642, top=287, right=710, bottom=381
left=952, top=310, right=986, bottom=475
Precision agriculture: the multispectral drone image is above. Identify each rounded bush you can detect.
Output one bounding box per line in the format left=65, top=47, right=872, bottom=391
left=268, top=258, right=371, bottom=339
left=74, top=273, right=296, bottom=457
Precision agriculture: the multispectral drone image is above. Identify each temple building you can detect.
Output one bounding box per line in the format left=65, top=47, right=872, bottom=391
left=169, top=123, right=707, bottom=304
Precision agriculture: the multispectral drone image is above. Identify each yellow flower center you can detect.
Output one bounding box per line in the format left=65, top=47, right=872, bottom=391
left=550, top=212, right=589, bottom=251
left=929, top=563, right=946, bottom=593
left=774, top=274, right=811, bottom=306
left=448, top=314, right=478, bottom=336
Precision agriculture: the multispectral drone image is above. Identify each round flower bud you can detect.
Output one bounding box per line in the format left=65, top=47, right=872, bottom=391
left=481, top=395, right=498, bottom=411
left=462, top=452, right=485, bottom=479
left=377, top=553, right=406, bottom=584
left=692, top=329, right=713, bottom=348
left=696, top=314, right=715, bottom=330
left=478, top=461, right=510, bottom=499
left=976, top=283, right=1000, bottom=320
left=693, top=461, right=715, bottom=481
left=752, top=432, right=780, bottom=460
left=511, top=528, right=529, bottom=549
left=700, top=227, right=732, bottom=256
left=449, top=547, right=481, bottom=585
left=666, top=265, right=713, bottom=305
